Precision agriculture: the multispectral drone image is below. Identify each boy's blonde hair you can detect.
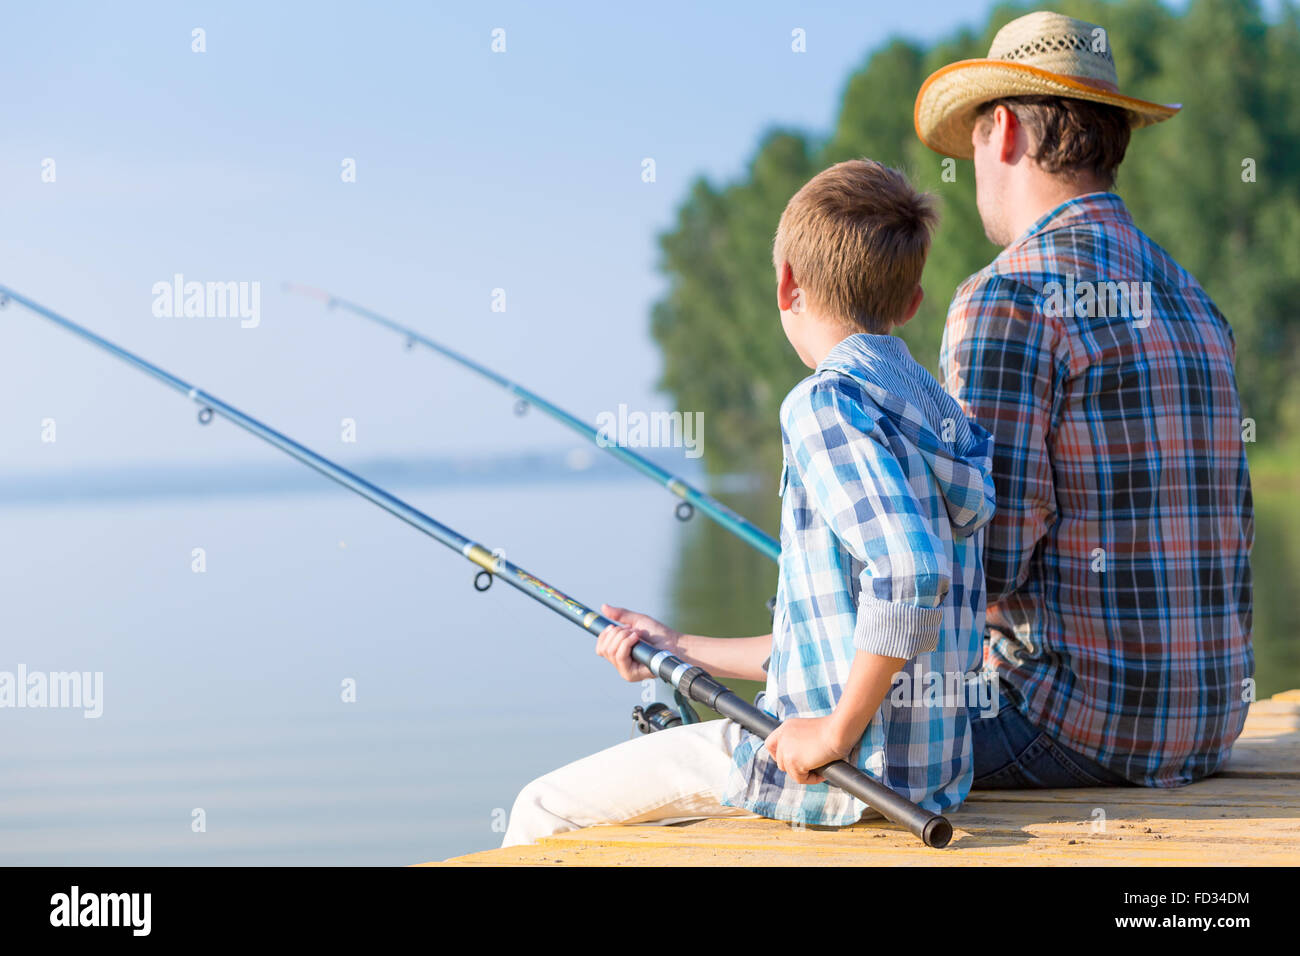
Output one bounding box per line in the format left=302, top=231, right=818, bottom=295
left=774, top=160, right=937, bottom=333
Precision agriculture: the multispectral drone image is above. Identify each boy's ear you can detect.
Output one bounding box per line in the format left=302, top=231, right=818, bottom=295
left=895, top=284, right=925, bottom=327
left=776, top=261, right=799, bottom=312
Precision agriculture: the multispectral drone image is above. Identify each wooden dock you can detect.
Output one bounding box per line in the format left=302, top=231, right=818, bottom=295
left=432, top=689, right=1300, bottom=866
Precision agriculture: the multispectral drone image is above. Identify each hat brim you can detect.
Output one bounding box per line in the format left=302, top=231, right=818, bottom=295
left=914, top=59, right=1181, bottom=159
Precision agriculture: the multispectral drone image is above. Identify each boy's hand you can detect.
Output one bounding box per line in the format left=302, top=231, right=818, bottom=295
left=764, top=716, right=853, bottom=785
left=595, top=604, right=682, bottom=683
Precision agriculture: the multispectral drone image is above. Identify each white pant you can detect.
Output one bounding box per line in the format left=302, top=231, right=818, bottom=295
left=502, top=717, right=754, bottom=848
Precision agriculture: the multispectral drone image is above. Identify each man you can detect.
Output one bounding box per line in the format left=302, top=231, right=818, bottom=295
left=914, top=11, right=1254, bottom=788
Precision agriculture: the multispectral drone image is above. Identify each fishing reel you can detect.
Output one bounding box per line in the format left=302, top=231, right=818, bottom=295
left=631, top=703, right=681, bottom=734
left=631, top=692, right=700, bottom=734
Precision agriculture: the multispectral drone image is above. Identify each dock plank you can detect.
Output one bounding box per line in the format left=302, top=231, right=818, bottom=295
left=957, top=777, right=1300, bottom=807
left=437, top=837, right=1300, bottom=867
left=527, top=803, right=1300, bottom=848
left=432, top=689, right=1300, bottom=866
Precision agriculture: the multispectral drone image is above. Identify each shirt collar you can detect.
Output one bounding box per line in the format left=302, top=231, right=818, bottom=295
left=1012, top=191, right=1133, bottom=248
left=817, top=332, right=911, bottom=375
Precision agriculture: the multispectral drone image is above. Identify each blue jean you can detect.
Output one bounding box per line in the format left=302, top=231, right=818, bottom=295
left=968, top=680, right=1130, bottom=789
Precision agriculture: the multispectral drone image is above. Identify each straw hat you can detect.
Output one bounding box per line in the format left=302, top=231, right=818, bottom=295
left=914, top=11, right=1180, bottom=159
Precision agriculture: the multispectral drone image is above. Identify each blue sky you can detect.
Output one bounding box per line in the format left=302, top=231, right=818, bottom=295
left=1, top=1, right=1030, bottom=474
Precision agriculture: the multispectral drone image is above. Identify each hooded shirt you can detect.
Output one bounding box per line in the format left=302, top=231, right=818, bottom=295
left=721, top=333, right=997, bottom=825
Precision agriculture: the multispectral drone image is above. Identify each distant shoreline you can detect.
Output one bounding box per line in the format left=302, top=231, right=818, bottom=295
left=0, top=447, right=778, bottom=507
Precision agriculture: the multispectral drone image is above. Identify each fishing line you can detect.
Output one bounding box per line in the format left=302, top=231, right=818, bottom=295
left=283, top=283, right=781, bottom=563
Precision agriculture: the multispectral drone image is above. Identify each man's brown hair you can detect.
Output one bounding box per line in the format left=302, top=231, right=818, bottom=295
left=975, top=95, right=1132, bottom=187
left=773, top=159, right=937, bottom=334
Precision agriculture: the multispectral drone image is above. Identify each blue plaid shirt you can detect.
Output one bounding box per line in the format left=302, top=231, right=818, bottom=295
left=722, top=334, right=996, bottom=826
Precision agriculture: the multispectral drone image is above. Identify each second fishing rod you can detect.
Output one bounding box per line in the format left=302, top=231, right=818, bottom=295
left=3, top=284, right=952, bottom=849
left=284, top=283, right=781, bottom=563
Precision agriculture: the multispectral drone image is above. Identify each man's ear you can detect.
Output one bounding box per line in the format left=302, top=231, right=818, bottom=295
left=994, top=104, right=1020, bottom=163
left=895, top=284, right=925, bottom=327
left=776, top=261, right=800, bottom=312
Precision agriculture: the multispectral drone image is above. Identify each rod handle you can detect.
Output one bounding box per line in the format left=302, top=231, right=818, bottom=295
left=629, top=640, right=952, bottom=848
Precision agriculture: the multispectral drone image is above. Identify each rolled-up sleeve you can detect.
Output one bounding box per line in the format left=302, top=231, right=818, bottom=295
left=782, top=378, right=951, bottom=659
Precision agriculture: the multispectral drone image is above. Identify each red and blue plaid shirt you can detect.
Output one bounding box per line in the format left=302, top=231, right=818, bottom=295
left=939, top=192, right=1254, bottom=787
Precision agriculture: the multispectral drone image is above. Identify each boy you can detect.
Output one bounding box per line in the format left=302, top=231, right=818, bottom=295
left=502, top=160, right=996, bottom=846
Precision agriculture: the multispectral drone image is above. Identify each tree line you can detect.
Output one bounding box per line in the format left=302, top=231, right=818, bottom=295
left=651, top=0, right=1300, bottom=476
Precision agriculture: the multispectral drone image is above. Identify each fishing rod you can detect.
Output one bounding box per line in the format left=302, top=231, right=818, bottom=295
left=283, top=283, right=781, bottom=564
left=1, top=285, right=951, bottom=849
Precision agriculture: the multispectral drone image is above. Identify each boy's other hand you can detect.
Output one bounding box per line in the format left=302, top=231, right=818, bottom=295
left=595, top=605, right=682, bottom=683
left=765, top=716, right=852, bottom=785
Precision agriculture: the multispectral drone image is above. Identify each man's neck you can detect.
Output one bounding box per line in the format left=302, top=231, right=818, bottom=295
left=1005, top=174, right=1110, bottom=245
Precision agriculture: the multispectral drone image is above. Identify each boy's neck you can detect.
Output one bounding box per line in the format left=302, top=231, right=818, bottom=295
left=801, top=317, right=865, bottom=369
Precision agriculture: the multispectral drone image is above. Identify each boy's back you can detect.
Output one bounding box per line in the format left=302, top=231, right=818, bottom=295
left=724, top=332, right=995, bottom=824
left=502, top=159, right=994, bottom=848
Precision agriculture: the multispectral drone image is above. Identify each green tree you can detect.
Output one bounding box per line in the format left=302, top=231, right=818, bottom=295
left=652, top=0, right=1300, bottom=479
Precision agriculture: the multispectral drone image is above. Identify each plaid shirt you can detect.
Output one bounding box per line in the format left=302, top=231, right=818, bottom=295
left=722, top=334, right=996, bottom=826
left=939, top=192, right=1254, bottom=787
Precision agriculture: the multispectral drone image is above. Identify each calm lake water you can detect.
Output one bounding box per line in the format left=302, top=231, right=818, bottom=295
left=1, top=459, right=1295, bottom=864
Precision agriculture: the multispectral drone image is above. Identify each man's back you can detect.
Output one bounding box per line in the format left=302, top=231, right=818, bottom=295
left=941, top=192, right=1254, bottom=786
